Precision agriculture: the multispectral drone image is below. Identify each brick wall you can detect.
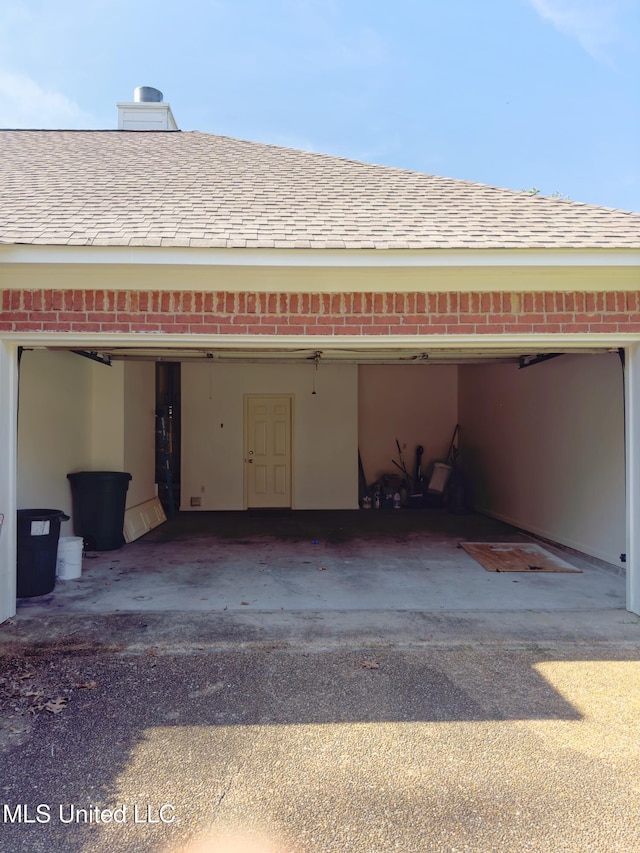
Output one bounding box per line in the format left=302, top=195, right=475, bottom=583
left=2, top=289, right=640, bottom=335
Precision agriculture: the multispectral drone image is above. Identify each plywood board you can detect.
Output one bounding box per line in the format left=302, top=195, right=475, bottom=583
left=460, top=542, right=582, bottom=573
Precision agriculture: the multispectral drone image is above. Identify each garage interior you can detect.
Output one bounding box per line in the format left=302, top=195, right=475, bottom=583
left=14, top=340, right=626, bottom=616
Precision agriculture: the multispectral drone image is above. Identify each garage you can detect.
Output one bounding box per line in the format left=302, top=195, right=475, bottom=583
left=1, top=107, right=639, bottom=620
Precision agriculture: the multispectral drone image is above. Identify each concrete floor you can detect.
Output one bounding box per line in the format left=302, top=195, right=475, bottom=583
left=17, top=509, right=626, bottom=617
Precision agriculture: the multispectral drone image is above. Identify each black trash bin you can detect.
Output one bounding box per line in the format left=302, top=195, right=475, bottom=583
left=17, top=509, right=69, bottom=598
left=67, top=471, right=132, bottom=551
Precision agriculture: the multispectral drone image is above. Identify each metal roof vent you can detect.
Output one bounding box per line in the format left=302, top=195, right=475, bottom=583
left=117, top=87, right=178, bottom=131
left=134, top=86, right=164, bottom=103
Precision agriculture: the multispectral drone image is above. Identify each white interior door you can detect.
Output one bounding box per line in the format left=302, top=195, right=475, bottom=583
left=245, top=395, right=292, bottom=508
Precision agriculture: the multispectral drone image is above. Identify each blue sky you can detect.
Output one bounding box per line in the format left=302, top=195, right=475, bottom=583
left=1, top=0, right=638, bottom=211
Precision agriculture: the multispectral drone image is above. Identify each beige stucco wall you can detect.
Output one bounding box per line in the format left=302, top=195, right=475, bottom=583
left=358, top=365, right=458, bottom=486
left=181, top=362, right=359, bottom=510
left=458, top=354, right=625, bottom=566
left=17, top=350, right=93, bottom=533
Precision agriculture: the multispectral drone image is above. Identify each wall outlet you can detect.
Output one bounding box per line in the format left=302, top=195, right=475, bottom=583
left=190, top=496, right=202, bottom=507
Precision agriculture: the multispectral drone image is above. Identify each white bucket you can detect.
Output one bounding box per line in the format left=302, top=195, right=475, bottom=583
left=56, top=536, right=83, bottom=580
left=427, top=462, right=452, bottom=495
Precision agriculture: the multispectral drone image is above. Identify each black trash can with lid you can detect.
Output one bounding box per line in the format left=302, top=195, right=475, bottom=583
left=67, top=471, right=132, bottom=551
left=17, top=509, right=69, bottom=598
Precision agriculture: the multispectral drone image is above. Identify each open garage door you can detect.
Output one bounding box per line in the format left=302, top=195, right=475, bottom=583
left=11, top=338, right=627, bottom=608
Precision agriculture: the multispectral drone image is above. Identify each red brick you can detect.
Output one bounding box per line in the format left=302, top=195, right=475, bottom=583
left=531, top=323, right=562, bottom=333
left=232, top=314, right=261, bottom=325
left=101, top=323, right=131, bottom=333
left=430, top=314, right=460, bottom=326
left=28, top=312, right=57, bottom=323
left=71, top=322, right=101, bottom=332
left=575, top=313, right=602, bottom=323
left=159, top=323, right=191, bottom=333
left=560, top=323, right=589, bottom=333
left=488, top=313, right=518, bottom=324
left=545, top=313, right=573, bottom=324
left=13, top=321, right=43, bottom=331
left=360, top=325, right=388, bottom=335
left=590, top=323, right=618, bottom=333
left=517, top=313, right=545, bottom=324
left=58, top=312, right=87, bottom=322
left=445, top=324, right=476, bottom=334
left=505, top=324, right=533, bottom=333
left=394, top=294, right=406, bottom=314
left=585, top=293, right=604, bottom=312
left=389, top=325, right=418, bottom=334
left=373, top=315, right=400, bottom=325
left=477, top=324, right=506, bottom=334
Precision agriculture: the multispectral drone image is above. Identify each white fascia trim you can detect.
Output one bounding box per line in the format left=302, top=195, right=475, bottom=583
left=4, top=331, right=639, bottom=350
left=1, top=245, right=639, bottom=268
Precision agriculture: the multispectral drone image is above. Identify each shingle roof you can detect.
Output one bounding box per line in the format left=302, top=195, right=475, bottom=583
left=1, top=129, right=639, bottom=250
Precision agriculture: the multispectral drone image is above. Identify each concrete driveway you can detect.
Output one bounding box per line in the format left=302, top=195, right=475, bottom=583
left=2, top=511, right=639, bottom=852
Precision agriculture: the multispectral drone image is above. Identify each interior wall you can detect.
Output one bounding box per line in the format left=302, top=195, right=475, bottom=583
left=181, top=362, right=359, bottom=510
left=123, top=361, right=156, bottom=508
left=358, top=365, right=458, bottom=485
left=90, top=360, right=125, bottom=471
left=17, top=353, right=156, bottom=542
left=458, top=353, right=625, bottom=566
left=17, top=350, right=94, bottom=533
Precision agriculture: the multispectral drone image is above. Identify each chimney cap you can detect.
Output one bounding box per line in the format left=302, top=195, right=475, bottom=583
left=134, top=86, right=163, bottom=103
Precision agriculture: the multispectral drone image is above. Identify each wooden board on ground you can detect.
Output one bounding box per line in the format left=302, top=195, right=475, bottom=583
left=124, top=497, right=167, bottom=543
left=460, top=542, right=582, bottom=573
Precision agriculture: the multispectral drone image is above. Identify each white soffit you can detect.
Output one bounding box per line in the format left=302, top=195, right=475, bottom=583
left=1, top=245, right=640, bottom=267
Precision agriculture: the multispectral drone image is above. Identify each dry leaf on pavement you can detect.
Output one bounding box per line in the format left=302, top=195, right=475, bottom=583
left=44, top=697, right=68, bottom=714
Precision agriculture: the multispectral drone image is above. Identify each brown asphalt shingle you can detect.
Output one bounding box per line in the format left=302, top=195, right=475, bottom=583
left=0, top=129, right=639, bottom=250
